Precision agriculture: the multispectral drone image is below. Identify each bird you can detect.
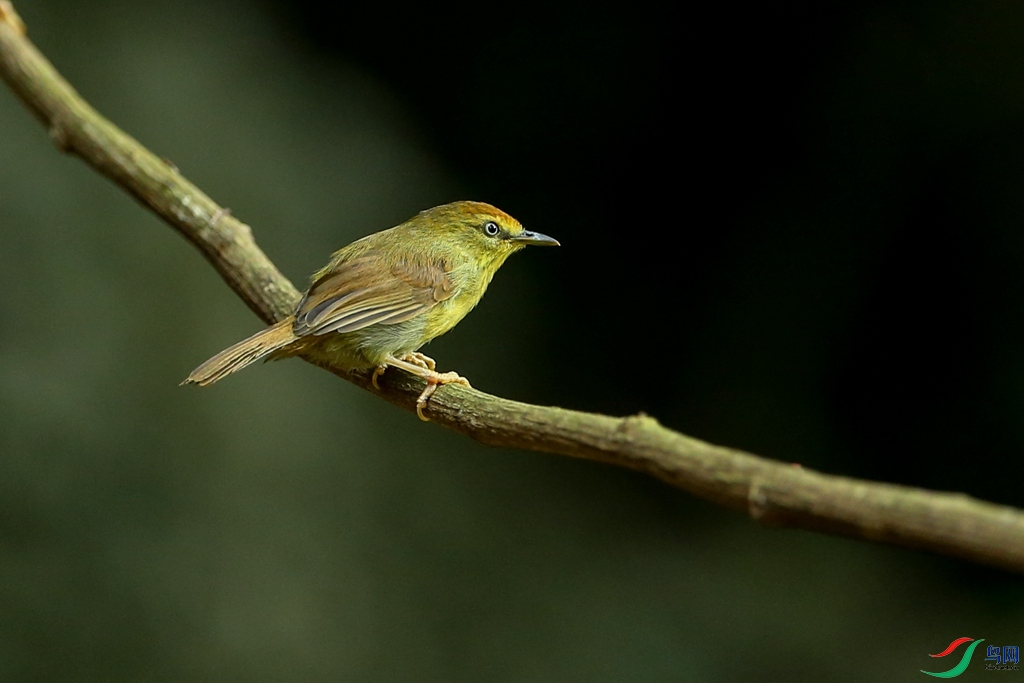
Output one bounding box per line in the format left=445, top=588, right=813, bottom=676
left=182, top=201, right=559, bottom=420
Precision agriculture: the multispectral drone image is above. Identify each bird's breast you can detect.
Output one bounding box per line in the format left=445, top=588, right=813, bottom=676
left=420, top=274, right=488, bottom=342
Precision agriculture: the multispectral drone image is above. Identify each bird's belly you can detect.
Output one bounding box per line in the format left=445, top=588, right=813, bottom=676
left=310, top=317, right=428, bottom=369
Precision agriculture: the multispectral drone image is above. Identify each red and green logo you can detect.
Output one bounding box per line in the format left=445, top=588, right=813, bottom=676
left=921, top=638, right=984, bottom=678
left=921, top=637, right=1020, bottom=676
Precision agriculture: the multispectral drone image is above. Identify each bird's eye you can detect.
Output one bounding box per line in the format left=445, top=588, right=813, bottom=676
left=483, top=221, right=501, bottom=237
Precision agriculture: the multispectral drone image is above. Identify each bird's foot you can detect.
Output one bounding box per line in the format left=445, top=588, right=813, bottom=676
left=379, top=354, right=471, bottom=421
left=415, top=371, right=471, bottom=421
left=371, top=364, right=387, bottom=390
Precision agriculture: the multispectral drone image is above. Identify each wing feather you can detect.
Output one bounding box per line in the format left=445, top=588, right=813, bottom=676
left=293, top=249, right=455, bottom=337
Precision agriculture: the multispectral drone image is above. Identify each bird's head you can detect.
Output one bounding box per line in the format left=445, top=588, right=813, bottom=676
left=414, top=201, right=559, bottom=272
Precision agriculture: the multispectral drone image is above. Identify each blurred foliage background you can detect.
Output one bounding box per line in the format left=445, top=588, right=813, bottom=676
left=2, top=0, right=1024, bottom=681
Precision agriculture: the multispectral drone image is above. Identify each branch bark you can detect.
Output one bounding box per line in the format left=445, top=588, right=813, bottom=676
left=3, top=1, right=1023, bottom=572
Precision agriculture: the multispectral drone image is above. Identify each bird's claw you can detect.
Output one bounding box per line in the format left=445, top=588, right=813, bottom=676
left=415, top=371, right=471, bottom=421
left=371, top=364, right=386, bottom=389
left=376, top=354, right=470, bottom=420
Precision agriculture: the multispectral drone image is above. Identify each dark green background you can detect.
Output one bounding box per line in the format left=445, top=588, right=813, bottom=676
left=2, top=1, right=1022, bottom=681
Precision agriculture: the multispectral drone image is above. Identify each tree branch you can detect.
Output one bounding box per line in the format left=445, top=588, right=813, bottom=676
left=3, top=1, right=1023, bottom=572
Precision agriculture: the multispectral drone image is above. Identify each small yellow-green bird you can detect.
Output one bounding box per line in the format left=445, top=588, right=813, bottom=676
left=183, top=201, right=558, bottom=419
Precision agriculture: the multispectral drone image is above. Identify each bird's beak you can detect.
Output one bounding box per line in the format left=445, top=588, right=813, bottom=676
left=511, top=230, right=560, bottom=247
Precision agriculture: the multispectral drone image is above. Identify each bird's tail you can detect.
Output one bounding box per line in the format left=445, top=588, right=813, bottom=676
left=182, top=318, right=297, bottom=387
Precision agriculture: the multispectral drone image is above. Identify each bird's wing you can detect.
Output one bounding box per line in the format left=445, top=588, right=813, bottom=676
left=293, top=251, right=455, bottom=336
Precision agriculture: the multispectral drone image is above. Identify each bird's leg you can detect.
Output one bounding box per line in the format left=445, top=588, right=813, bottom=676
left=371, top=352, right=436, bottom=389
left=382, top=354, right=471, bottom=421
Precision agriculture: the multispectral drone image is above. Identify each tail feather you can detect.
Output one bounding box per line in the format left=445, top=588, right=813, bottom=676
left=182, top=318, right=297, bottom=386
